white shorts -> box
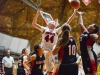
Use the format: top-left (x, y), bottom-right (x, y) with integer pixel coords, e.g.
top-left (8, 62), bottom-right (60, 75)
top-left (78, 69), bottom-right (85, 75)
top-left (44, 51), bottom-right (55, 72)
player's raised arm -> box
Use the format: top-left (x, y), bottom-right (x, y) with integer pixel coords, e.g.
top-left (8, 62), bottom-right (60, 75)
top-left (65, 9), bottom-right (78, 24)
top-left (66, 0), bottom-right (80, 24)
top-left (32, 9), bottom-right (42, 31)
top-left (77, 11), bottom-right (87, 34)
top-left (56, 9), bottom-right (78, 35)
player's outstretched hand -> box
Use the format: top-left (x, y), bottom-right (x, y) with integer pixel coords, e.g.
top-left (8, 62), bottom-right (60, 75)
top-left (36, 8), bottom-right (41, 15)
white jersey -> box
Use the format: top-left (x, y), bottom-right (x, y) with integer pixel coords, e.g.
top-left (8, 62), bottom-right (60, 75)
top-left (40, 26), bottom-right (61, 51)
top-left (2, 56), bottom-right (14, 68)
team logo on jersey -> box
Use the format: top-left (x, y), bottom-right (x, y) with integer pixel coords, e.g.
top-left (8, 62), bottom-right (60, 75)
top-left (18, 60), bottom-right (22, 63)
top-left (45, 32), bottom-right (55, 36)
top-left (18, 60), bottom-right (22, 66)
top-left (36, 60), bottom-right (44, 64)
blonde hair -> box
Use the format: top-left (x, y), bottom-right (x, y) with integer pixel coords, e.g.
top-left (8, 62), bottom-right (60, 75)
top-left (62, 23), bottom-right (71, 31)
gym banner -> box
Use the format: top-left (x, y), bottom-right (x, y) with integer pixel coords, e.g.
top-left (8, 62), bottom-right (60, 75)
top-left (82, 0), bottom-right (91, 6)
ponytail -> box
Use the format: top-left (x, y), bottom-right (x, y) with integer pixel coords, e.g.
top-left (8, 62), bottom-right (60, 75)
top-left (57, 30), bottom-right (70, 46)
top-left (57, 24), bottom-right (71, 47)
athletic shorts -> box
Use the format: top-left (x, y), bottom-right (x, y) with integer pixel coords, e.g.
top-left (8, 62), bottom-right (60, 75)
top-left (58, 63), bottom-right (78, 75)
top-left (17, 68), bottom-right (25, 75)
top-left (82, 51), bottom-right (97, 74)
top-left (31, 71), bottom-right (44, 75)
top-left (78, 69), bottom-right (85, 75)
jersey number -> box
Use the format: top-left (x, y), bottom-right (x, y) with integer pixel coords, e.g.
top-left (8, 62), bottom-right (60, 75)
top-left (68, 45), bottom-right (76, 55)
top-left (45, 35), bottom-right (54, 43)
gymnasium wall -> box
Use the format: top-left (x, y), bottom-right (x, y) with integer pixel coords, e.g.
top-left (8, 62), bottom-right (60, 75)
top-left (0, 32), bottom-right (30, 54)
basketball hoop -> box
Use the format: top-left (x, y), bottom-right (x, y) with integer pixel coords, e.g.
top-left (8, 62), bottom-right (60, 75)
top-left (22, 0), bottom-right (57, 26)
top-left (22, 0), bottom-right (41, 10)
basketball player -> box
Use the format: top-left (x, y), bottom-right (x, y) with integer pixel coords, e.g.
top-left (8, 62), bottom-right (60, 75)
top-left (17, 48), bottom-right (29, 75)
top-left (24, 44), bottom-right (45, 75)
top-left (52, 25), bottom-right (78, 75)
top-left (32, 8), bottom-right (78, 75)
top-left (77, 11), bottom-right (100, 75)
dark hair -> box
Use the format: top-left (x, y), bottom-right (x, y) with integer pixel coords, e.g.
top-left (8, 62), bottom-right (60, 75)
top-left (93, 24), bottom-right (99, 33)
top-left (22, 48), bottom-right (26, 54)
top-left (34, 44), bottom-right (39, 53)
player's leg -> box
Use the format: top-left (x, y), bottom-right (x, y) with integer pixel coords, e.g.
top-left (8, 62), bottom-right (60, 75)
top-left (54, 65), bottom-right (59, 75)
top-left (58, 65), bottom-right (69, 75)
top-left (87, 49), bottom-right (97, 75)
top-left (71, 63), bottom-right (78, 75)
top-left (44, 51), bottom-right (55, 75)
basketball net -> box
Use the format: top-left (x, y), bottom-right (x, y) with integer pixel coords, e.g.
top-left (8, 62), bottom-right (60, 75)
top-left (22, 0), bottom-right (59, 26)
top-left (40, 11), bottom-right (59, 26)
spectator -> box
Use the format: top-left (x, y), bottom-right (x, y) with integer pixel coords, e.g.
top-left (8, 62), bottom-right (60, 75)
top-left (2, 50), bottom-right (14, 75)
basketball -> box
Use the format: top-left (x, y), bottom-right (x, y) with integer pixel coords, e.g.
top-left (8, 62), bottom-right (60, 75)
top-left (69, 0), bottom-right (80, 9)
